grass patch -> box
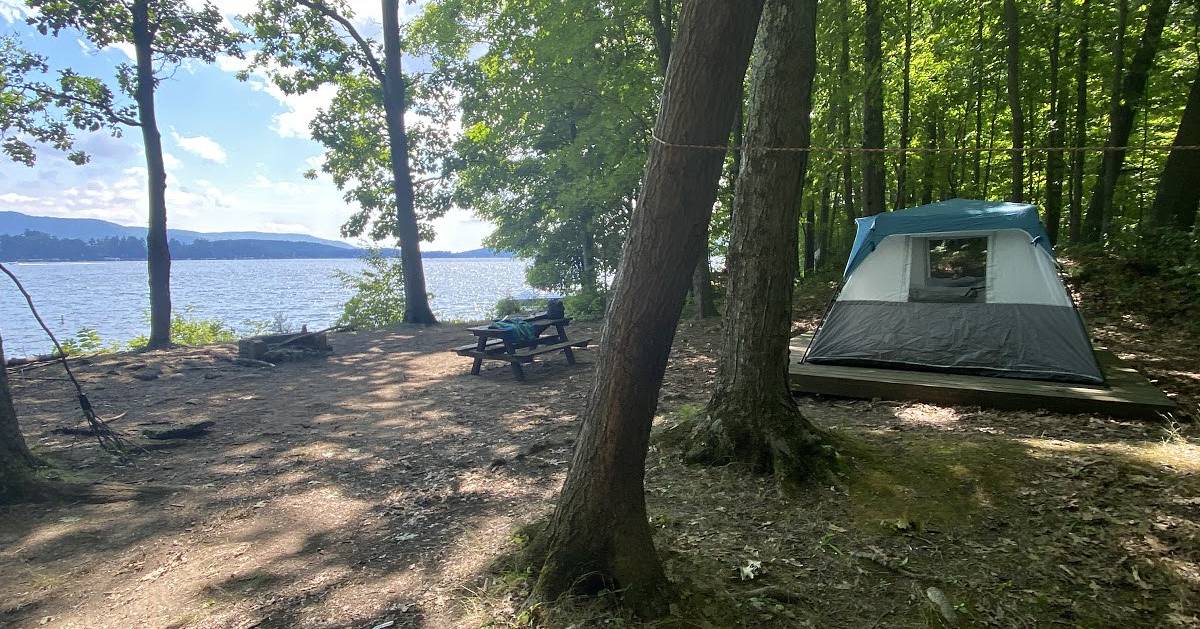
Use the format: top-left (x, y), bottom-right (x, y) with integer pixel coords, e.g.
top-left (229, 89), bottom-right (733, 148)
top-left (839, 434), bottom-right (1028, 531)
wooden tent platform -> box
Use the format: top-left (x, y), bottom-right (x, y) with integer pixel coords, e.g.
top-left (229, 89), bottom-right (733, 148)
top-left (788, 334), bottom-right (1175, 420)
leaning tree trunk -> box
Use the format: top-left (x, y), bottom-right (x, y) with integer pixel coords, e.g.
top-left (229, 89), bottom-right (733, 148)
top-left (0, 332), bottom-right (39, 504)
top-left (649, 0), bottom-right (719, 319)
top-left (530, 0), bottom-right (764, 617)
top-left (1003, 0), bottom-right (1025, 203)
top-left (682, 0), bottom-right (826, 484)
top-left (133, 0), bottom-right (172, 349)
top-left (1044, 0), bottom-right (1066, 244)
top-left (1084, 0), bottom-right (1171, 241)
top-left (1069, 0), bottom-right (1090, 242)
top-left (862, 0), bottom-right (886, 216)
top-left (1084, 0), bottom-right (1128, 241)
top-left (1149, 63), bottom-right (1200, 232)
top-left (381, 0), bottom-right (436, 324)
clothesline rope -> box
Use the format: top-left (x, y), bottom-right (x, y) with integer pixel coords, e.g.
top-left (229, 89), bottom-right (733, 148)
top-left (650, 133), bottom-right (1200, 154)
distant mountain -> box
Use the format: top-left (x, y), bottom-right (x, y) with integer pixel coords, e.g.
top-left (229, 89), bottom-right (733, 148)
top-left (423, 248), bottom-right (513, 258)
top-left (0, 211), bottom-right (355, 250)
top-left (0, 212), bottom-right (512, 261)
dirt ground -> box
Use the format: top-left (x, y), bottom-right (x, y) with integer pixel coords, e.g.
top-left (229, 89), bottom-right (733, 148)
top-left (1, 315), bottom-right (1198, 628)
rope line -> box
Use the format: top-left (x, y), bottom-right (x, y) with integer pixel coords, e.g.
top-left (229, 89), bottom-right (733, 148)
top-left (651, 133), bottom-right (1200, 154)
top-left (0, 262), bottom-right (131, 457)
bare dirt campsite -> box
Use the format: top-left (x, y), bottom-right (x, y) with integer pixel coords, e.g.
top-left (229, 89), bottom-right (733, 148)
top-left (2, 297), bottom-right (1198, 628)
top-left (4, 0), bottom-right (1200, 627)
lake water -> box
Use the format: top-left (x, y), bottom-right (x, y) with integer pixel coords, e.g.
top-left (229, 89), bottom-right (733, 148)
top-left (0, 258), bottom-right (551, 358)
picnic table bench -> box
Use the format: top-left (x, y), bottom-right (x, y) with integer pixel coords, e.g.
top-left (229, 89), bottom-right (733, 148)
top-left (452, 316), bottom-right (592, 381)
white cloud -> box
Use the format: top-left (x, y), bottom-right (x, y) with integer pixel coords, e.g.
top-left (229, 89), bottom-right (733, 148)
top-left (171, 130), bottom-right (228, 164)
top-left (0, 0), bottom-right (30, 23)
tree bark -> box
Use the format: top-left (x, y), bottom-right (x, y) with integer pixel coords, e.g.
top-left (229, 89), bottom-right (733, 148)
top-left (133, 0), bottom-right (172, 349)
top-left (804, 200), bottom-right (816, 274)
top-left (1084, 0), bottom-right (1128, 240)
top-left (1069, 0), bottom-right (1090, 242)
top-left (531, 0), bottom-right (764, 616)
top-left (1044, 0), bottom-right (1066, 244)
top-left (972, 12), bottom-right (985, 195)
top-left (682, 0), bottom-right (827, 484)
top-left (896, 0), bottom-right (913, 210)
top-left (1003, 0), bottom-right (1025, 203)
top-left (647, 0), bottom-right (673, 76)
top-left (818, 180), bottom-right (832, 268)
top-left (0, 331), bottom-right (39, 504)
top-left (1149, 64), bottom-right (1200, 231)
top-left (691, 255), bottom-right (719, 318)
top-left (862, 0), bottom-right (886, 216)
top-left (381, 0), bottom-right (436, 324)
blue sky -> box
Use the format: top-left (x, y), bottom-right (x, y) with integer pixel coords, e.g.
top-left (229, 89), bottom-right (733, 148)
top-left (0, 0), bottom-right (492, 251)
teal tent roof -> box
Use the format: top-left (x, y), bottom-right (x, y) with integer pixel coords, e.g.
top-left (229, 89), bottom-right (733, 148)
top-left (844, 199), bottom-right (1052, 277)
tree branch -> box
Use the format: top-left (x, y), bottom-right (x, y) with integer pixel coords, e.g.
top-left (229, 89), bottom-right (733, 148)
top-left (19, 84), bottom-right (141, 128)
top-left (295, 0), bottom-right (385, 83)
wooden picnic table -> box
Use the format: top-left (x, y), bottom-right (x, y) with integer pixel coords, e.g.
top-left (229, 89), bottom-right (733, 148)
top-left (451, 317), bottom-right (592, 381)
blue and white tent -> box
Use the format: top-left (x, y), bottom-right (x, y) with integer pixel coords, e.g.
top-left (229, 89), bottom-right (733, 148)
top-left (806, 199), bottom-right (1105, 384)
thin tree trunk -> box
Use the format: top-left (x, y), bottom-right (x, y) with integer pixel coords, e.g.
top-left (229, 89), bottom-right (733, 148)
top-left (896, 0), bottom-right (913, 210)
top-left (684, 0), bottom-right (825, 484)
top-left (818, 180), bottom-right (832, 268)
top-left (647, 0), bottom-right (672, 76)
top-left (133, 0), bottom-right (172, 349)
top-left (1045, 0), bottom-right (1066, 243)
top-left (922, 98), bottom-right (937, 205)
top-left (973, 12), bottom-right (985, 195)
top-left (531, 0), bottom-right (764, 615)
top-left (0, 331), bottom-right (39, 504)
top-left (862, 0), bottom-right (886, 215)
top-left (1069, 0), bottom-right (1090, 242)
top-left (1003, 0), bottom-right (1025, 203)
top-left (1084, 0), bottom-right (1128, 240)
top-left (804, 200), bottom-right (816, 274)
top-left (382, 0), bottom-right (436, 324)
top-left (839, 0), bottom-right (855, 222)
top-left (1149, 64), bottom-right (1200, 231)
top-left (984, 93), bottom-right (1000, 195)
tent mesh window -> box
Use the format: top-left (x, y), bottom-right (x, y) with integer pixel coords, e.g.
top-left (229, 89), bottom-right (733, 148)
top-left (908, 236), bottom-right (987, 303)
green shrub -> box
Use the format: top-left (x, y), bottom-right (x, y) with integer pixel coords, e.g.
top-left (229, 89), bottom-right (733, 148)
top-left (564, 289), bottom-right (607, 321)
top-left (335, 249), bottom-right (409, 330)
top-left (56, 327), bottom-right (114, 357)
top-left (128, 306), bottom-right (238, 349)
top-left (491, 296), bottom-right (550, 319)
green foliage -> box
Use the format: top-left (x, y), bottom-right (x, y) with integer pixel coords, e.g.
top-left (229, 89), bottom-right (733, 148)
top-left (55, 327), bottom-right (116, 357)
top-left (242, 0), bottom-right (453, 243)
top-left (563, 288), bottom-right (607, 322)
top-left (408, 0), bottom-right (661, 294)
top-left (0, 36), bottom-right (122, 166)
top-left (128, 307), bottom-right (238, 349)
top-left (491, 295), bottom-right (551, 320)
top-left (335, 250), bottom-right (410, 330)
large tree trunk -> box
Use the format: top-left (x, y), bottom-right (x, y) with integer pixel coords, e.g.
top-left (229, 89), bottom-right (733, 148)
top-left (1084, 0), bottom-right (1170, 241)
top-left (1044, 0), bottom-right (1066, 244)
top-left (649, 0), bottom-right (719, 319)
top-left (133, 0), bottom-right (172, 349)
top-left (682, 0), bottom-right (826, 483)
top-left (0, 332), bottom-right (39, 504)
top-left (1149, 64), bottom-right (1200, 231)
top-left (1003, 0), bottom-right (1025, 203)
top-left (862, 0), bottom-right (886, 216)
top-left (381, 0), bottom-right (436, 324)
top-left (530, 0), bottom-right (763, 616)
top-left (1069, 0), bottom-right (1090, 242)
top-left (895, 0), bottom-right (913, 210)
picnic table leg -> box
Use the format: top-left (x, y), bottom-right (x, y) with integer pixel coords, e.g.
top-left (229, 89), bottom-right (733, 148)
top-left (470, 337), bottom-right (486, 375)
top-left (554, 323), bottom-right (576, 365)
top-left (501, 338), bottom-right (526, 381)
